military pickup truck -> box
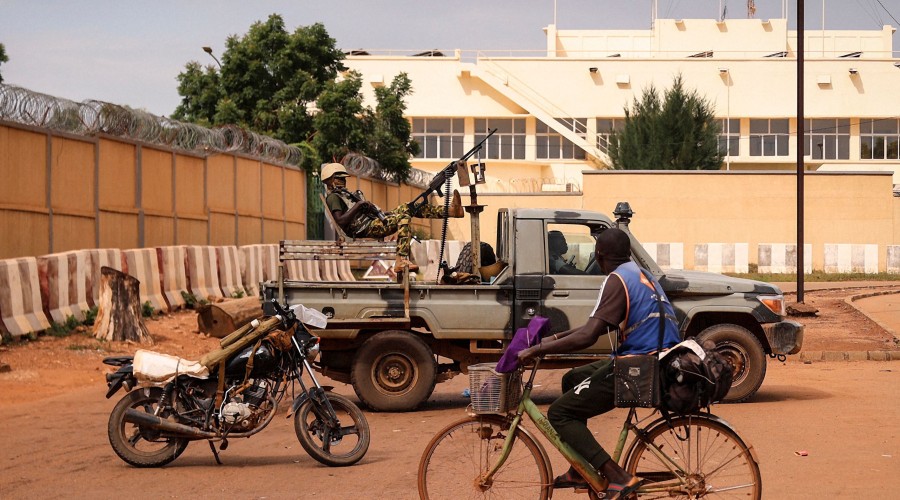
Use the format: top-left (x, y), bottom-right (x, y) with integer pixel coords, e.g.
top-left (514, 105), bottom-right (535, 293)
top-left (261, 205), bottom-right (803, 411)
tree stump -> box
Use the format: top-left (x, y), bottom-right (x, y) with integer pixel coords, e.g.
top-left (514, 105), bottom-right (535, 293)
top-left (92, 266), bottom-right (153, 344)
top-left (197, 296), bottom-right (263, 338)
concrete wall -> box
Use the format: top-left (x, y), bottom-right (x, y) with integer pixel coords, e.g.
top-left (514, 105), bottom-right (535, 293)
top-left (445, 170), bottom-right (899, 272)
top-left (0, 121), bottom-right (308, 259)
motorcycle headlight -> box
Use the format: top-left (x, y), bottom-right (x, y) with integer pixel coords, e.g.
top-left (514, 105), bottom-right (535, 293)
top-left (757, 294), bottom-right (786, 316)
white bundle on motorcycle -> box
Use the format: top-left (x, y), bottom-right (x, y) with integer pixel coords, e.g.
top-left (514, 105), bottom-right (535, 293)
top-left (133, 349), bottom-right (210, 385)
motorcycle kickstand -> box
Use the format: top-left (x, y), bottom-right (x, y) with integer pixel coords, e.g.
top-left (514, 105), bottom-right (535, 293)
top-left (207, 440), bottom-right (224, 465)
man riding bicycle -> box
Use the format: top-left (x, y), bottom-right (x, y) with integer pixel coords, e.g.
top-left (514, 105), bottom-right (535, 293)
top-left (517, 228), bottom-right (680, 499)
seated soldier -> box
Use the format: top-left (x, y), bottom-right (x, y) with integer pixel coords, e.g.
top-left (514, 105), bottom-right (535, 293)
top-left (321, 163), bottom-right (463, 272)
top-left (548, 230), bottom-right (586, 275)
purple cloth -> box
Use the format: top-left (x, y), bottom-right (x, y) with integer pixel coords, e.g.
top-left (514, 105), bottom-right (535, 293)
top-left (495, 316), bottom-right (551, 373)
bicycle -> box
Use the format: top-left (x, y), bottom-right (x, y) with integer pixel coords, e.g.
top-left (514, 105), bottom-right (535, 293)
top-left (417, 359), bottom-right (761, 499)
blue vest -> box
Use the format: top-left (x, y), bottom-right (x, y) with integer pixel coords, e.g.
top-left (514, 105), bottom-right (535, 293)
top-left (612, 261), bottom-right (680, 356)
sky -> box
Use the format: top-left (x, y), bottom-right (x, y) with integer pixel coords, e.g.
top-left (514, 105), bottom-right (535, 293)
top-left (2, 0), bottom-right (899, 117)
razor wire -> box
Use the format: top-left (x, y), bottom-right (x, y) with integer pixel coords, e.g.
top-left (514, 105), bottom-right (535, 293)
top-left (339, 152), bottom-right (430, 189)
top-left (0, 84), bottom-right (304, 166)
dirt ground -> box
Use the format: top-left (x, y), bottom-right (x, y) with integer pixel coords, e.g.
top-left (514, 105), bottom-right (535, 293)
top-left (2, 283), bottom-right (897, 407)
top-left (0, 284), bottom-right (898, 498)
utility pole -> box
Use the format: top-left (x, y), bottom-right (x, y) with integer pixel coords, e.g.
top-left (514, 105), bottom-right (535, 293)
top-left (797, 0), bottom-right (806, 303)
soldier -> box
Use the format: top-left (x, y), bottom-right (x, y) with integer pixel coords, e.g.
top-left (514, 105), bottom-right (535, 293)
top-left (321, 163), bottom-right (463, 272)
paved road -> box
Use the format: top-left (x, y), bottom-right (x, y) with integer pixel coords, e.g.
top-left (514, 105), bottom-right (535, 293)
top-left (1, 361), bottom-right (897, 499)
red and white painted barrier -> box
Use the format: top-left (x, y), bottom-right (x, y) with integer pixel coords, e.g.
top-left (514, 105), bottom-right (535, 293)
top-left (239, 244), bottom-right (278, 296)
top-left (337, 260), bottom-right (355, 281)
top-left (318, 260), bottom-right (342, 281)
top-left (185, 246), bottom-right (223, 301)
top-left (0, 257), bottom-right (51, 338)
top-left (86, 249), bottom-right (124, 307)
top-left (37, 250), bottom-right (91, 323)
top-left (157, 246), bottom-right (188, 309)
top-left (215, 246), bottom-right (245, 297)
top-left (284, 260), bottom-right (320, 281)
top-left (123, 248), bottom-right (168, 313)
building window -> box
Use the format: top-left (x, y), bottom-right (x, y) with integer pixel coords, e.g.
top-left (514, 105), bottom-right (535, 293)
top-left (717, 118), bottom-right (740, 157)
top-left (805, 119), bottom-right (850, 160)
top-left (860, 118), bottom-right (900, 160)
top-left (536, 118), bottom-right (587, 160)
top-left (749, 119), bottom-right (789, 156)
top-left (475, 118), bottom-right (526, 159)
top-left (596, 118), bottom-right (624, 154)
top-left (412, 118), bottom-right (464, 159)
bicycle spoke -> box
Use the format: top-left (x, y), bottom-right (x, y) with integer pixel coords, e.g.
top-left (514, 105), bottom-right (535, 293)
top-left (419, 416), bottom-right (550, 500)
top-left (625, 415), bottom-right (761, 499)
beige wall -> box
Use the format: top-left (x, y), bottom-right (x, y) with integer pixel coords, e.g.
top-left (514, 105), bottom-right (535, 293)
top-left (442, 171), bottom-right (899, 272)
top-left (0, 121), bottom-right (310, 259)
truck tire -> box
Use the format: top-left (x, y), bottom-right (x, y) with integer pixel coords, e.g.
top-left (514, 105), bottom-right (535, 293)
top-left (697, 324), bottom-right (767, 403)
top-left (351, 330), bottom-right (437, 412)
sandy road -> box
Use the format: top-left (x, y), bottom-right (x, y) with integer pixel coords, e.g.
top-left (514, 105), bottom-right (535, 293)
top-left (1, 359), bottom-right (897, 499)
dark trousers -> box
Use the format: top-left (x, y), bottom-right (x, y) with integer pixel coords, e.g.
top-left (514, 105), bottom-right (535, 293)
top-left (547, 359), bottom-right (616, 470)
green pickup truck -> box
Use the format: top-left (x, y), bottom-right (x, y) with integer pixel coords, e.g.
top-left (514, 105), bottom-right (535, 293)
top-left (262, 205), bottom-right (803, 411)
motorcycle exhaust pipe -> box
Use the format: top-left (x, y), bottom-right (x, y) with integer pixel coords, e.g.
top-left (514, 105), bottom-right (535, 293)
top-left (124, 409), bottom-right (218, 439)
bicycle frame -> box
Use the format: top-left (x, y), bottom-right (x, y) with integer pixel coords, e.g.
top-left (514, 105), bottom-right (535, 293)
top-left (480, 361), bottom-right (693, 495)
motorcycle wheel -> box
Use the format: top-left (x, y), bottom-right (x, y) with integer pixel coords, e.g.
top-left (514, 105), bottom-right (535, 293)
top-left (108, 387), bottom-right (189, 467)
top-left (294, 392), bottom-right (370, 467)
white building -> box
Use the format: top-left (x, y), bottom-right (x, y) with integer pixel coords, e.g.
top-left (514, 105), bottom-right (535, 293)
top-left (345, 17), bottom-right (900, 192)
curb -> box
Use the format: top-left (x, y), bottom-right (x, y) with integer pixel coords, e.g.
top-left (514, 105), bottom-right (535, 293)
top-left (798, 351), bottom-right (899, 362)
top-left (844, 289), bottom-right (900, 343)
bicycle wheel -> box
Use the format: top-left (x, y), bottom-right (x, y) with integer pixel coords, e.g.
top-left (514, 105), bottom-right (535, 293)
top-left (624, 414), bottom-right (761, 499)
top-left (418, 415), bottom-right (552, 499)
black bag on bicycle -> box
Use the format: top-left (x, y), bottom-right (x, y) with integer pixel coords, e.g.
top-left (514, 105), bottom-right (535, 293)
top-left (613, 354), bottom-right (660, 408)
top-left (660, 341), bottom-right (734, 414)
top-left (614, 269), bottom-right (667, 409)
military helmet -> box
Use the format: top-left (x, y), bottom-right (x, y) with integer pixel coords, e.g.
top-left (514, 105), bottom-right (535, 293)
top-left (321, 163), bottom-right (350, 182)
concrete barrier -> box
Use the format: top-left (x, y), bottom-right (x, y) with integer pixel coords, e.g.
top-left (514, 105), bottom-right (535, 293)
top-left (411, 239), bottom-right (466, 282)
top-left (318, 260), bottom-right (342, 281)
top-left (215, 246), bottom-right (245, 298)
top-left (694, 243), bottom-right (749, 273)
top-left (123, 248), bottom-right (168, 313)
top-left (157, 246), bottom-right (188, 310)
top-left (284, 260), bottom-right (320, 281)
top-left (37, 250), bottom-right (91, 323)
top-left (185, 246), bottom-right (224, 301)
top-left (824, 244), bottom-right (878, 273)
top-left (86, 249), bottom-right (124, 307)
top-left (642, 243), bottom-right (685, 270)
top-left (886, 245), bottom-right (899, 274)
top-left (758, 243), bottom-right (813, 274)
top-left (0, 257), bottom-right (51, 338)
top-left (239, 244), bottom-right (278, 297)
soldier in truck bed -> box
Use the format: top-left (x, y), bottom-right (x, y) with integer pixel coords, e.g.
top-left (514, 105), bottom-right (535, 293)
top-left (321, 163), bottom-right (463, 272)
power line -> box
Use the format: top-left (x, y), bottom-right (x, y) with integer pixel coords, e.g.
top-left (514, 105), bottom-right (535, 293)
top-left (875, 0), bottom-right (900, 27)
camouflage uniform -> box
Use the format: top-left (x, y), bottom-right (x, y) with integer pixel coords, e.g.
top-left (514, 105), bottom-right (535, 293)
top-left (325, 191), bottom-right (447, 257)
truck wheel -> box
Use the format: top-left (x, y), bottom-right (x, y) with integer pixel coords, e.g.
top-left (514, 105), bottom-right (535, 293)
top-left (351, 330), bottom-right (437, 412)
top-left (697, 324), bottom-right (767, 403)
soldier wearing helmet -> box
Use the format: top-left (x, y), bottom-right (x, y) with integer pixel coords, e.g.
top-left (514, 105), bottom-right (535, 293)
top-left (321, 163), bottom-right (463, 272)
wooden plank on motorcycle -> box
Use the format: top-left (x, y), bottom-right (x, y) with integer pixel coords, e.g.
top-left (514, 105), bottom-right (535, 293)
top-left (197, 297), bottom-right (263, 338)
top-left (92, 266), bottom-right (153, 344)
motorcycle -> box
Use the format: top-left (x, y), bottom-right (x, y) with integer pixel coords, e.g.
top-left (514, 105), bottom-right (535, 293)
top-left (102, 299), bottom-right (370, 468)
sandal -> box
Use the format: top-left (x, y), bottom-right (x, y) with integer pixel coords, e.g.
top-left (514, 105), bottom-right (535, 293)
top-left (604, 478), bottom-right (644, 500)
top-left (552, 468), bottom-right (589, 489)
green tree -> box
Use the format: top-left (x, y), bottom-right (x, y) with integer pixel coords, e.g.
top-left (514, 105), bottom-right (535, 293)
top-left (0, 43), bottom-right (9, 83)
top-left (172, 14), bottom-right (345, 148)
top-left (365, 73), bottom-right (420, 182)
top-left (312, 70), bottom-right (368, 163)
top-left (609, 75), bottom-right (722, 170)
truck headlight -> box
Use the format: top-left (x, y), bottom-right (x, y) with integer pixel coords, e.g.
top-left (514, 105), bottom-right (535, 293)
top-left (757, 294), bottom-right (786, 316)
